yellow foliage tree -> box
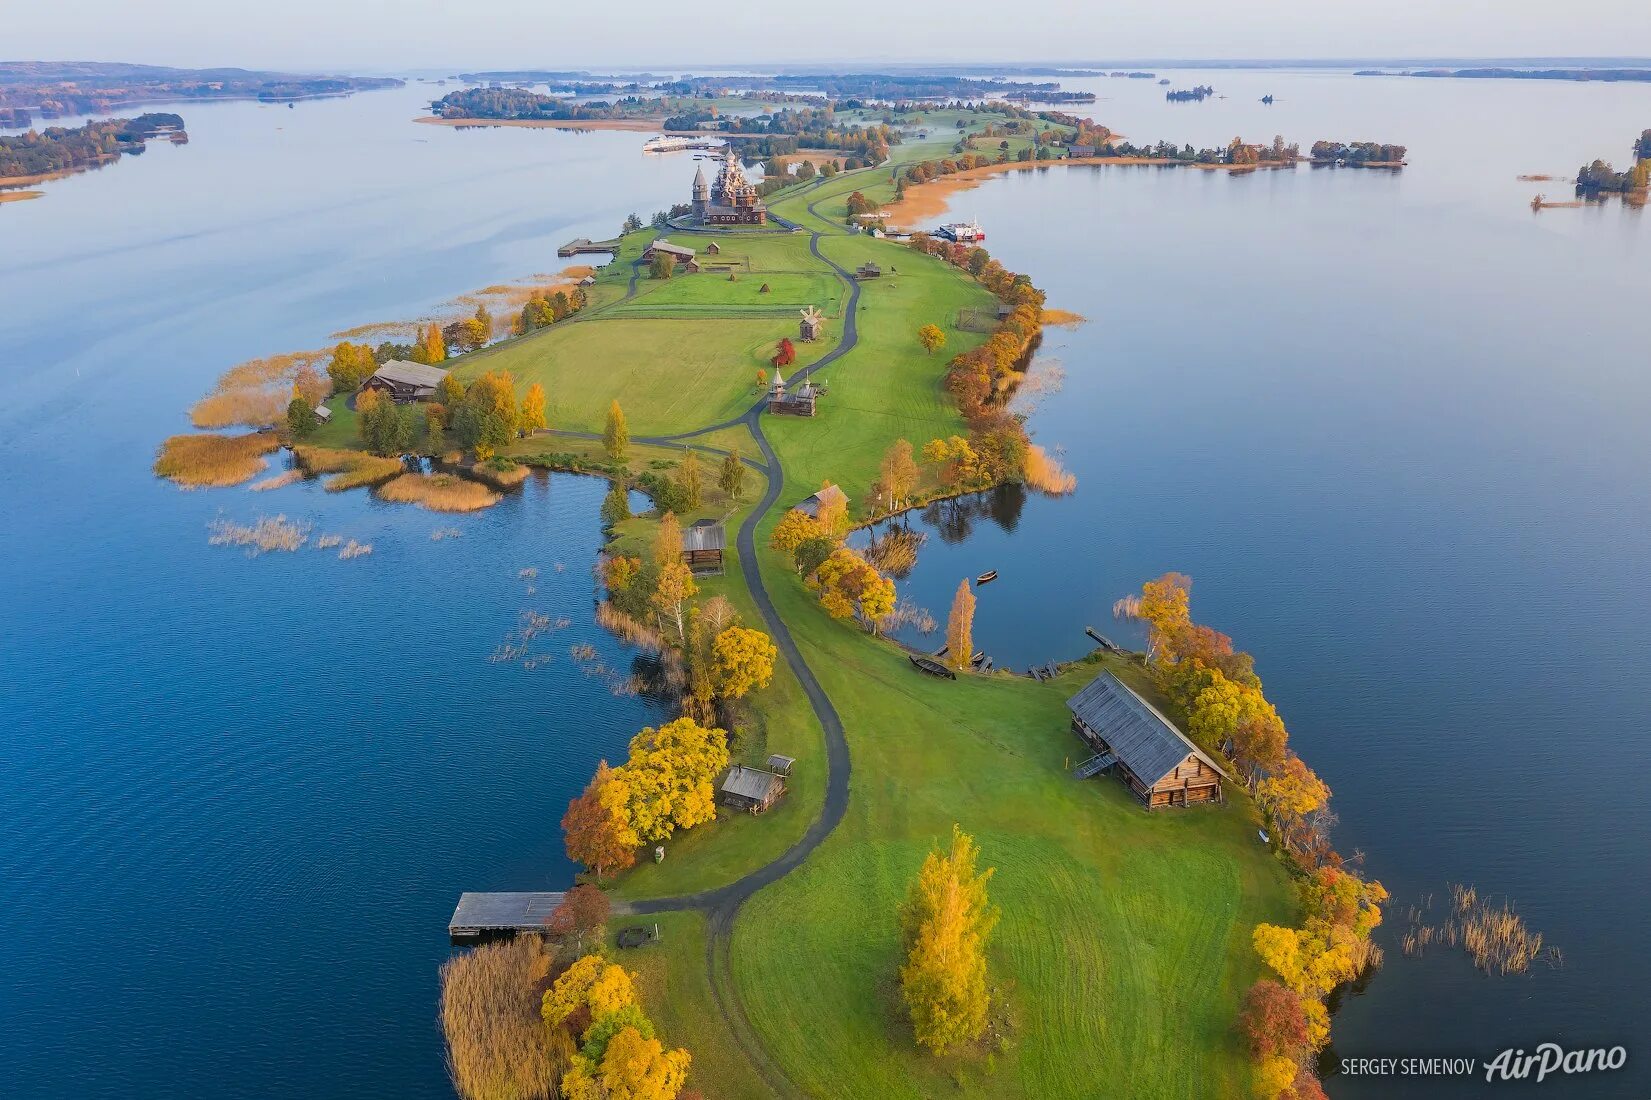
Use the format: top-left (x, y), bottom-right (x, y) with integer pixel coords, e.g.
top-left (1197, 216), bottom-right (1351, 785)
top-left (605, 400), bottom-right (629, 460)
top-left (1252, 1055), bottom-right (1298, 1099)
top-left (542, 954), bottom-right (638, 1029)
top-left (711, 626), bottom-right (777, 699)
top-left (614, 717), bottom-right (730, 844)
top-left (811, 547), bottom-right (896, 630)
top-left (652, 511), bottom-right (684, 568)
top-left (520, 382), bottom-right (548, 434)
top-left (651, 561), bottom-right (698, 643)
top-left (561, 1025), bottom-right (690, 1100)
top-left (770, 509), bottom-right (831, 559)
top-left (917, 322), bottom-right (947, 356)
top-left (1135, 572), bottom-right (1192, 662)
top-left (814, 481), bottom-right (849, 537)
top-left (899, 825), bottom-right (997, 1054)
top-left (944, 578), bottom-right (975, 671)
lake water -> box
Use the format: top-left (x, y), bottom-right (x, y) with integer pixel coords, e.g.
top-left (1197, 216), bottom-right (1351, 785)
top-left (3, 73), bottom-right (1648, 1098)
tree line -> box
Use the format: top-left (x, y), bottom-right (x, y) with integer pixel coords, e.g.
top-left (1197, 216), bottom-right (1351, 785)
top-left (1119, 573), bottom-right (1386, 1100)
top-left (1309, 141), bottom-right (1408, 166)
top-left (0, 112), bottom-right (183, 178)
top-left (1574, 129), bottom-right (1651, 194)
top-left (430, 87), bottom-right (664, 121)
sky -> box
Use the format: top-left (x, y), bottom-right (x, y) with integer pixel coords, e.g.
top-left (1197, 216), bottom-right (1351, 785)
top-left (10, 0), bottom-right (1651, 73)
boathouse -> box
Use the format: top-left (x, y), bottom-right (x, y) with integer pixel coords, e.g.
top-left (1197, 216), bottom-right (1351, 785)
top-left (720, 764), bottom-right (785, 813)
top-left (1067, 671), bottom-right (1227, 809)
top-left (449, 892), bottom-right (566, 941)
top-left (681, 519), bottom-right (726, 574)
top-left (360, 360), bottom-right (448, 404)
top-left (794, 483), bottom-right (846, 520)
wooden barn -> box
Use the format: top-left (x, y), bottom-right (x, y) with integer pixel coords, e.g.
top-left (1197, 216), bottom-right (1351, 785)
top-left (360, 360), bottom-right (448, 404)
top-left (720, 764), bottom-right (785, 813)
top-left (681, 520), bottom-right (726, 575)
top-left (855, 262), bottom-right (882, 279)
top-left (794, 483), bottom-right (846, 521)
top-left (642, 239), bottom-right (700, 272)
top-left (1067, 671), bottom-right (1228, 809)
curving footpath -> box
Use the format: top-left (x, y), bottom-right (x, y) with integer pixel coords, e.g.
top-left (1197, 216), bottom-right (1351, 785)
top-left (613, 183), bottom-right (862, 1096)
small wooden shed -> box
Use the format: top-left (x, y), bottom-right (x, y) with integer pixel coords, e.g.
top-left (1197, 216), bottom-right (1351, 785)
top-left (681, 520), bottom-right (726, 575)
top-left (1067, 671), bottom-right (1228, 809)
top-left (720, 765), bottom-right (785, 813)
top-left (766, 754), bottom-right (796, 777)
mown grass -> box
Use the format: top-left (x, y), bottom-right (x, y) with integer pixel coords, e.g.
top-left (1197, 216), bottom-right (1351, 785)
top-left (728, 552), bottom-right (1297, 1099)
top-left (615, 911), bottom-right (771, 1100)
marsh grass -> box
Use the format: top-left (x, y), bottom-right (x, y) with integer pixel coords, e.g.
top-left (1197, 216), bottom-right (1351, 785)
top-left (863, 528), bottom-right (926, 578)
top-left (1401, 883), bottom-right (1560, 975)
top-left (292, 445), bottom-right (405, 490)
top-left (1023, 445), bottom-right (1078, 495)
top-left (207, 514), bottom-right (310, 555)
top-left (440, 936), bottom-right (569, 1100)
top-left (249, 469), bottom-right (302, 492)
top-left (155, 433), bottom-right (281, 487)
top-left (338, 540), bottom-right (373, 559)
top-left (466, 461), bottom-right (531, 490)
top-left (377, 472), bottom-right (502, 512)
top-left (192, 350), bottom-right (327, 429)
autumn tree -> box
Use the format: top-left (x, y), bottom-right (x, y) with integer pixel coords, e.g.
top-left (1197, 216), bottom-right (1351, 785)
top-left (814, 481), bottom-right (849, 537)
top-left (473, 303), bottom-right (493, 342)
top-left (601, 480), bottom-right (631, 528)
top-left (650, 251), bottom-right (675, 280)
top-left (922, 435), bottom-right (981, 490)
top-left (712, 626), bottom-right (777, 700)
top-left (770, 509), bottom-right (832, 568)
top-left (412, 321), bottom-right (447, 365)
top-left (675, 448), bottom-right (703, 509)
top-left (876, 439), bottom-right (920, 512)
top-left (613, 717), bottom-right (730, 843)
top-left (285, 393), bottom-right (318, 438)
top-left (811, 547), bottom-right (896, 630)
top-left (357, 388), bottom-right (415, 456)
top-left (899, 825), bottom-right (997, 1054)
top-left (452, 369), bottom-right (518, 460)
top-left (718, 448), bottom-right (746, 501)
top-left (563, 760), bottom-right (637, 878)
top-left (918, 323), bottom-right (947, 356)
top-left (1255, 755), bottom-right (1330, 855)
top-left (437, 371), bottom-right (466, 408)
top-left (1239, 979), bottom-right (1310, 1062)
top-left (293, 363), bottom-right (328, 407)
top-left (944, 578), bottom-right (975, 671)
top-left (605, 399), bottom-right (629, 461)
top-left (546, 883), bottom-right (612, 940)
top-left (652, 561), bottom-right (698, 643)
top-left (1134, 571), bottom-right (1193, 662)
top-left (519, 381), bottom-right (548, 435)
top-left (326, 341), bottom-right (377, 393)
top-left (562, 1025), bottom-right (690, 1100)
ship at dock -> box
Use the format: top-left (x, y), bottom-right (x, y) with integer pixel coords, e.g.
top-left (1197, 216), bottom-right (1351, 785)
top-left (643, 135), bottom-right (718, 154)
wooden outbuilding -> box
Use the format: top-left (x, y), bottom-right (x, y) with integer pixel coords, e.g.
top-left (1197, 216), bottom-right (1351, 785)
top-left (720, 764), bottom-right (785, 813)
top-left (312, 403), bottom-right (333, 423)
top-left (642, 239), bottom-right (700, 272)
top-left (360, 360), bottom-right (449, 404)
top-left (855, 262), bottom-right (882, 279)
top-left (681, 519), bottom-right (726, 575)
top-left (1067, 671), bottom-right (1228, 809)
top-left (766, 754), bottom-right (796, 777)
top-left (794, 483), bottom-right (847, 520)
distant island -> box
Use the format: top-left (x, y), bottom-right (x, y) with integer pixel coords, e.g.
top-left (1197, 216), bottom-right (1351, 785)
top-left (1574, 128), bottom-right (1651, 197)
top-left (429, 86), bottom-right (669, 124)
top-left (1309, 140), bottom-right (1408, 167)
top-left (1165, 85), bottom-right (1216, 102)
top-left (1357, 67), bottom-right (1651, 83)
top-left (0, 112), bottom-right (184, 195)
top-left (0, 61), bottom-right (401, 118)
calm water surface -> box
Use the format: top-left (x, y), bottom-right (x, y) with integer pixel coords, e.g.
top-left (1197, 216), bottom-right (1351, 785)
top-left (3, 73), bottom-right (1648, 1097)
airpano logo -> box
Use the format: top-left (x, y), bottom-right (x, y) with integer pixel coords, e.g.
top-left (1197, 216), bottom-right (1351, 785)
top-left (1483, 1043), bottom-right (1627, 1084)
top-left (1340, 1044), bottom-right (1628, 1085)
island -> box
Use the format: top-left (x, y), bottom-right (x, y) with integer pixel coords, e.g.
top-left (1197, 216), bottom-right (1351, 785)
top-left (157, 99), bottom-right (1385, 1100)
top-left (0, 112), bottom-right (185, 196)
top-left (0, 60), bottom-right (401, 118)
top-left (1573, 129), bottom-right (1651, 198)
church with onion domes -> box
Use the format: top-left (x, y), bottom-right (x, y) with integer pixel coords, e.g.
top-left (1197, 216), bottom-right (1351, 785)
top-left (691, 147), bottom-right (767, 226)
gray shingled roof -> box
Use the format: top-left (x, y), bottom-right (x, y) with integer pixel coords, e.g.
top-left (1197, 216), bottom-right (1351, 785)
top-left (647, 240), bottom-right (695, 258)
top-left (797, 484), bottom-right (847, 514)
top-left (721, 765), bottom-right (783, 801)
top-left (1066, 671), bottom-right (1228, 786)
top-left (372, 360), bottom-right (449, 389)
top-left (682, 523), bottom-right (726, 552)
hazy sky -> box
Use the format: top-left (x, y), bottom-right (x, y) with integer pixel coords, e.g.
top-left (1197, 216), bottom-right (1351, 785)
top-left (13, 0), bottom-right (1651, 73)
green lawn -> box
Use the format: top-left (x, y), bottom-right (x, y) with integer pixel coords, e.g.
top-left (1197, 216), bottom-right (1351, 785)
top-left (728, 561), bottom-right (1296, 1099)
top-left (458, 315), bottom-right (823, 437)
top-left (622, 270), bottom-right (845, 317)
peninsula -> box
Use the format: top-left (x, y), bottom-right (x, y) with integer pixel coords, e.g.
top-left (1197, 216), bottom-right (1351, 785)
top-left (0, 60), bottom-right (401, 117)
top-left (156, 98), bottom-right (1384, 1100)
top-left (0, 112), bottom-right (185, 196)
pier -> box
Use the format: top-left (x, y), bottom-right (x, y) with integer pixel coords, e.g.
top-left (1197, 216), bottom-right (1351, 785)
top-left (557, 237), bottom-right (622, 258)
top-left (449, 892), bottom-right (566, 939)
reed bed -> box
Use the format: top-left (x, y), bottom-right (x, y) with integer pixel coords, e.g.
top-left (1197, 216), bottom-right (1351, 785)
top-left (439, 936), bottom-right (569, 1100)
top-left (327, 457), bottom-right (406, 491)
top-left (431, 527), bottom-right (464, 541)
top-left (466, 461), bottom-right (531, 490)
top-left (1023, 444), bottom-right (1078, 495)
top-left (190, 389), bottom-right (289, 430)
top-left (1401, 883), bottom-right (1560, 975)
top-left (155, 433), bottom-right (281, 487)
top-left (249, 469), bottom-right (303, 492)
top-left (863, 528), bottom-right (926, 578)
top-left (207, 514), bottom-right (310, 555)
top-left (1040, 308), bottom-right (1087, 327)
top-left (879, 598), bottom-right (938, 635)
top-left (192, 350), bottom-right (327, 429)
top-left (337, 540), bottom-right (373, 559)
top-left (376, 472), bottom-right (501, 512)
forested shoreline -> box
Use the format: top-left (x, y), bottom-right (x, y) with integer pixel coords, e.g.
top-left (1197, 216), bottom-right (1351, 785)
top-left (0, 112), bottom-right (183, 181)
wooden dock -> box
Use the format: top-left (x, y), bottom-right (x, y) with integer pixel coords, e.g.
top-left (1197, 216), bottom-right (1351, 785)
top-left (449, 892), bottom-right (566, 938)
top-left (557, 237), bottom-right (621, 257)
top-left (1085, 626), bottom-right (1121, 652)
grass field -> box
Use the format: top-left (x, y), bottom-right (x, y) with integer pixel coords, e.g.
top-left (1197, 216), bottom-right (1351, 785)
top-left (729, 561), bottom-right (1295, 1099)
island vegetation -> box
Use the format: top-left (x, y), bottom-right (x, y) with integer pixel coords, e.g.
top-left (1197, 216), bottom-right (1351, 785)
top-left (1165, 84), bottom-right (1216, 102)
top-left (1573, 129), bottom-right (1651, 196)
top-left (0, 112), bottom-right (184, 187)
top-left (1309, 140), bottom-right (1408, 167)
top-left (0, 60), bottom-right (399, 117)
top-left (430, 86), bottom-right (671, 123)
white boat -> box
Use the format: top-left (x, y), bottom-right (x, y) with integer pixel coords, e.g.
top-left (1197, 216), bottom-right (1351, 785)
top-left (643, 135), bottom-right (696, 154)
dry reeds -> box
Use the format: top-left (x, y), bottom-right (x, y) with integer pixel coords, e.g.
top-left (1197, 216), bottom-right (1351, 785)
top-left (467, 462), bottom-right (530, 490)
top-left (440, 936), bottom-right (569, 1100)
top-left (1023, 444), bottom-right (1078, 495)
top-left (292, 446), bottom-right (404, 490)
top-left (207, 514), bottom-right (310, 555)
top-left (864, 528), bottom-right (926, 578)
top-left (192, 350), bottom-right (327, 429)
top-left (879, 598), bottom-right (938, 635)
top-left (250, 470), bottom-right (302, 492)
top-left (1400, 883), bottom-right (1560, 976)
top-left (155, 433), bottom-right (281, 487)
top-left (1040, 308), bottom-right (1087, 327)
top-left (431, 527), bottom-right (463, 540)
top-left (377, 472), bottom-right (502, 512)
top-left (337, 540), bottom-right (373, 559)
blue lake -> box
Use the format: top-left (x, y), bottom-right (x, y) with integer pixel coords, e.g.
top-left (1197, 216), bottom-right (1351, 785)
top-left (3, 73), bottom-right (1649, 1097)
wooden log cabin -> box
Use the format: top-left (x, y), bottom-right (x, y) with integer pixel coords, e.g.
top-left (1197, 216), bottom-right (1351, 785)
top-left (360, 360), bottom-right (448, 404)
top-left (681, 520), bottom-right (725, 575)
top-left (1067, 671), bottom-right (1228, 809)
top-left (719, 764), bottom-right (785, 813)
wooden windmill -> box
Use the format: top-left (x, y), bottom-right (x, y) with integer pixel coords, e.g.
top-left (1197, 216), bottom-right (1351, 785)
top-left (799, 305), bottom-right (824, 342)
